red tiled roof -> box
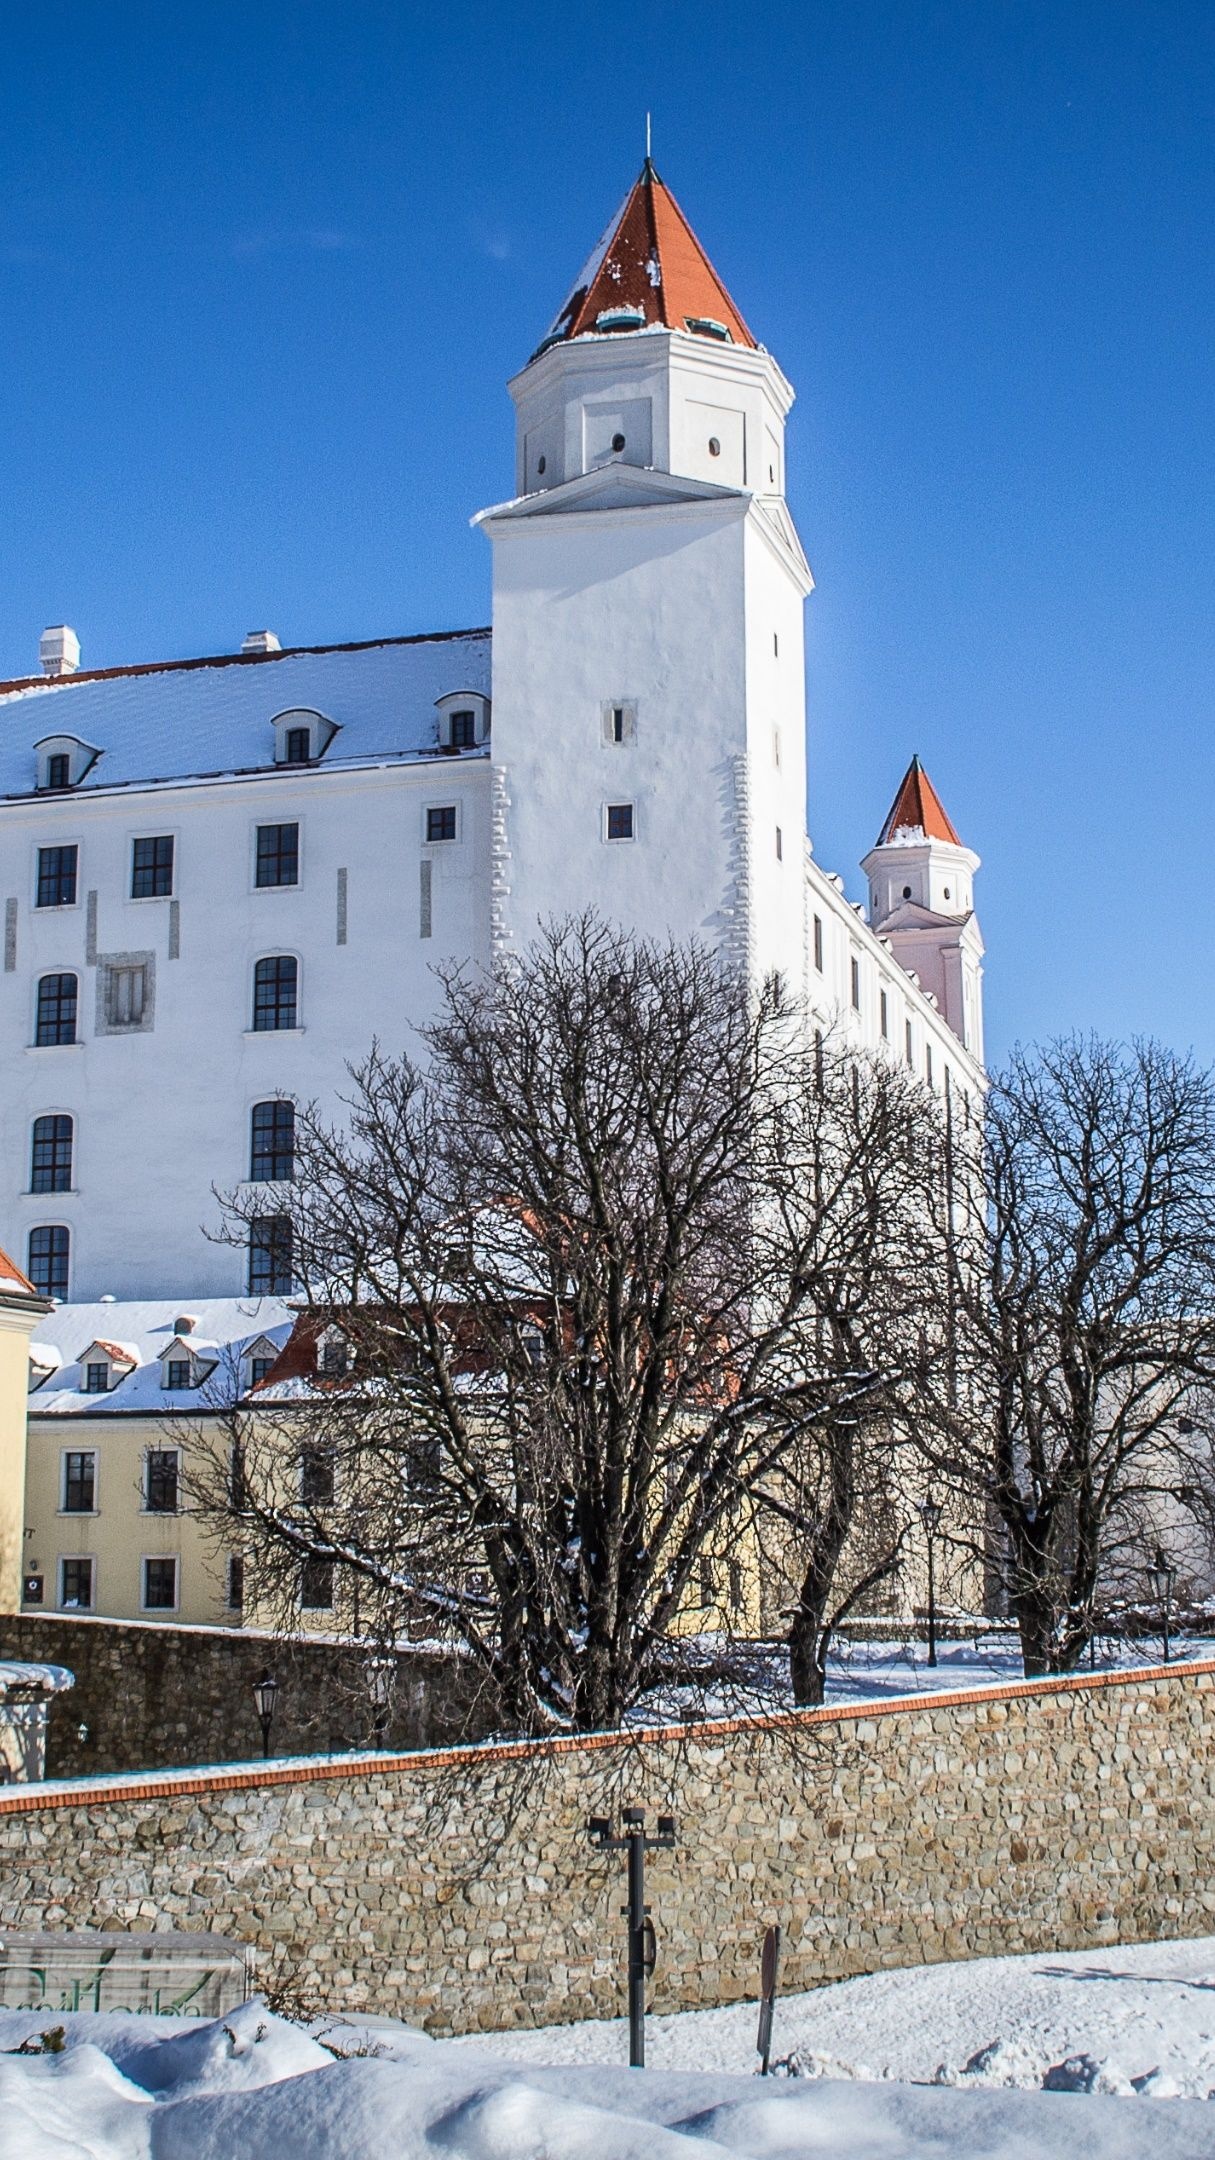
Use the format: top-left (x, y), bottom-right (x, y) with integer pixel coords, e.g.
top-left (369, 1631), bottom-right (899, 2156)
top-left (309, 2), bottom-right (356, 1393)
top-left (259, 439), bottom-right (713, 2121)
top-left (0, 1243), bottom-right (38, 1298)
top-left (546, 161), bottom-right (755, 351)
top-left (0, 627), bottom-right (491, 700)
top-left (877, 756), bottom-right (963, 847)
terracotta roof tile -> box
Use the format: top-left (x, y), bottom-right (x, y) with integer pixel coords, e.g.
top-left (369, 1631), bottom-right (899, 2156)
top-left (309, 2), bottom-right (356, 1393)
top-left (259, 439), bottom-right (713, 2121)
top-left (877, 756), bottom-right (963, 847)
top-left (546, 161), bottom-right (755, 352)
top-left (0, 1243), bottom-right (38, 1298)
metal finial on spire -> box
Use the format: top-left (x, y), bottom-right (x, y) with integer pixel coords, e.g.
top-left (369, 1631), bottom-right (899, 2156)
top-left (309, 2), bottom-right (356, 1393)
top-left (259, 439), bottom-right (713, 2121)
top-left (646, 110), bottom-right (652, 160)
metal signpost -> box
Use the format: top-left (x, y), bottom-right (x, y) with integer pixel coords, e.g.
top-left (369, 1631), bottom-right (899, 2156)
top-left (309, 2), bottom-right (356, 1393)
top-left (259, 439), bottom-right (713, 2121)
top-left (756, 1923), bottom-right (781, 2074)
top-left (587, 1807), bottom-right (676, 2067)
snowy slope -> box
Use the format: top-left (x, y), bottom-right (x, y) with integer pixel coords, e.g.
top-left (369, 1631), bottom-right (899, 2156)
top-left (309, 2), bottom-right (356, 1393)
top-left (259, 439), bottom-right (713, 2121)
top-left (4, 1980), bottom-right (1215, 2160)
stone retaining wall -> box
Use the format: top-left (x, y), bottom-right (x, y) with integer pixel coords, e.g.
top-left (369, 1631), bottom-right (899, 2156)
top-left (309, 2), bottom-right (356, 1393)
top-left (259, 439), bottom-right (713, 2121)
top-left (1, 1660), bottom-right (1212, 2034)
top-left (0, 1612), bottom-right (497, 1777)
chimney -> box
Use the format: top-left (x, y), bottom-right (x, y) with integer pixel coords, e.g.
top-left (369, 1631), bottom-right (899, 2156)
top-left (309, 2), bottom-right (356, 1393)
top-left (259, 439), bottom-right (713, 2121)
top-left (40, 625), bottom-right (80, 678)
top-left (241, 630), bottom-right (281, 654)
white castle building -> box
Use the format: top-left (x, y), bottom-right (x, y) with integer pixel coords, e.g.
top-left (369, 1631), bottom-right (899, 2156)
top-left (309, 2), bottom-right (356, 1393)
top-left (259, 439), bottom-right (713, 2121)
top-left (0, 161), bottom-right (985, 1305)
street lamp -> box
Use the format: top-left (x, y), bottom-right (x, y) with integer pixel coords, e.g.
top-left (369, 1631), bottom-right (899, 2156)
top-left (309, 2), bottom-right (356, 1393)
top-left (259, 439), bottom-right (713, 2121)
top-left (251, 1669), bottom-right (279, 1759)
top-left (1151, 1550), bottom-right (1178, 1665)
top-left (587, 1807), bottom-right (677, 2067)
top-left (917, 1496), bottom-right (943, 1668)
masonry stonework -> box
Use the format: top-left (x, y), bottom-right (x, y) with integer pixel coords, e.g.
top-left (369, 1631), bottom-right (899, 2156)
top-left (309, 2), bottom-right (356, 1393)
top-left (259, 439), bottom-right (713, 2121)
top-left (0, 1613), bottom-right (497, 1777)
top-left (1, 1661), bottom-right (1211, 2035)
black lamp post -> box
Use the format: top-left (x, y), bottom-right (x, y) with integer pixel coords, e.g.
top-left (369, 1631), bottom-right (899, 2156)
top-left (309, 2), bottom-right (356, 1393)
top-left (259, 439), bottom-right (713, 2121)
top-left (1152, 1550), bottom-right (1177, 1665)
top-left (251, 1669), bottom-right (279, 1759)
top-left (918, 1496), bottom-right (943, 1668)
top-left (587, 1807), bottom-right (677, 2067)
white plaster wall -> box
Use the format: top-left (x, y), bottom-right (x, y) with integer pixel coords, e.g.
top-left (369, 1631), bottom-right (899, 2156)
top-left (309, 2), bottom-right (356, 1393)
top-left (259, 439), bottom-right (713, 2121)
top-left (0, 761), bottom-right (492, 1299)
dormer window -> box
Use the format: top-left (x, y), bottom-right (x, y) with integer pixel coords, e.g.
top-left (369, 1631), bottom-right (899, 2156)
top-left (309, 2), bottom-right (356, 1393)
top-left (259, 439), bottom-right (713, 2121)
top-left (34, 734), bottom-right (100, 792)
top-left (157, 1333), bottom-right (217, 1391)
top-left (76, 1339), bottom-right (138, 1393)
top-left (270, 708), bottom-right (338, 766)
top-left (435, 690), bottom-right (491, 751)
top-left (318, 1326), bottom-right (351, 1379)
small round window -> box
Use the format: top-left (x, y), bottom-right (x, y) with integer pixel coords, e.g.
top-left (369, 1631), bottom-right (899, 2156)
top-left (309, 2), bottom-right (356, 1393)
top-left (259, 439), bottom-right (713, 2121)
top-left (902, 884), bottom-right (912, 898)
top-left (944, 886), bottom-right (951, 900)
top-left (708, 436), bottom-right (721, 457)
top-left (611, 433), bottom-right (626, 453)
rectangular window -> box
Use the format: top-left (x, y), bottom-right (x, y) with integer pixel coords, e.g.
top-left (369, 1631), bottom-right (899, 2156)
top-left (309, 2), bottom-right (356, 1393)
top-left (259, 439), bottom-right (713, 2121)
top-left (248, 1356), bottom-right (273, 1389)
top-left (905, 1018), bottom-right (914, 1067)
top-left (880, 989), bottom-right (889, 1039)
top-left (728, 1559), bottom-right (744, 1611)
top-left (426, 806), bottom-right (457, 843)
top-left (227, 1553), bottom-right (244, 1610)
top-left (248, 1215), bottom-right (293, 1295)
top-left (105, 963), bottom-right (147, 1028)
top-left (44, 753), bottom-right (71, 792)
top-left (450, 710), bottom-right (476, 749)
top-left (926, 1044), bottom-right (934, 1088)
top-left (145, 1449), bottom-right (180, 1513)
top-left (31, 1115), bottom-right (73, 1194)
top-left (250, 1098), bottom-right (294, 1183)
top-left (611, 707), bottom-right (625, 743)
top-left (813, 914), bottom-right (823, 973)
top-left (255, 823), bottom-right (299, 888)
top-left (252, 955), bottom-right (298, 1031)
top-left (229, 1441), bottom-right (247, 1511)
top-left (36, 845), bottom-right (78, 909)
top-left (165, 1358), bottom-right (192, 1391)
top-left (284, 726), bottom-right (311, 765)
top-left (83, 1362), bottom-right (109, 1394)
top-left (698, 1557), bottom-right (716, 1607)
top-left (35, 973), bottom-right (77, 1047)
top-left (300, 1445), bottom-right (336, 1505)
top-left (28, 1224), bottom-right (69, 1299)
top-left (62, 1450), bottom-right (96, 1513)
top-left (850, 956), bottom-right (861, 1010)
top-left (131, 835), bottom-right (174, 899)
top-left (775, 826), bottom-right (783, 861)
top-left (142, 1556), bottom-right (178, 1611)
top-left (300, 1556), bottom-right (334, 1611)
top-left (606, 803), bottom-right (634, 841)
top-left (60, 1556), bottom-right (94, 1610)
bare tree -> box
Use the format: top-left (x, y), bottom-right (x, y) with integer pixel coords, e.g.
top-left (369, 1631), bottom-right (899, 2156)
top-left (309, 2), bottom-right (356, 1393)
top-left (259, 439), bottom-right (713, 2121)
top-left (937, 1036), bottom-right (1215, 1674)
top-left (192, 918), bottom-right (948, 1733)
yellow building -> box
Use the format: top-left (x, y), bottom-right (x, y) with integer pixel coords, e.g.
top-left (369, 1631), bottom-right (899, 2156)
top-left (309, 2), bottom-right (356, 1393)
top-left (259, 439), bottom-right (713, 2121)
top-left (20, 1295), bottom-right (293, 1625)
top-left (0, 1243), bottom-right (50, 1612)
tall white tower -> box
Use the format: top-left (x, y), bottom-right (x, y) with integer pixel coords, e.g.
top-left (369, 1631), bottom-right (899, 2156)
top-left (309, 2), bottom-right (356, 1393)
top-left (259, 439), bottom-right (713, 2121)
top-left (477, 161), bottom-right (814, 991)
top-left (862, 757), bottom-right (985, 1062)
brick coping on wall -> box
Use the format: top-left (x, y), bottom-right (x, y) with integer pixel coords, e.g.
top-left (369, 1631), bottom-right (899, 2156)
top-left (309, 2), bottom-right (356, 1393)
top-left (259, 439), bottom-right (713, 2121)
top-left (4, 1654), bottom-right (1212, 1817)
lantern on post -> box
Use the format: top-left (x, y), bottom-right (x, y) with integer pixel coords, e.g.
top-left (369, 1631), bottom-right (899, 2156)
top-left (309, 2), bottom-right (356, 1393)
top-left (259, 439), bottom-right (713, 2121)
top-left (251, 1669), bottom-right (279, 1759)
top-left (587, 1808), bottom-right (677, 2067)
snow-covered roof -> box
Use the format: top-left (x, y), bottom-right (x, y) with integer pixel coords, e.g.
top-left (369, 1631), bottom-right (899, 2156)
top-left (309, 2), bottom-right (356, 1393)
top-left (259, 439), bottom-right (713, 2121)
top-left (26, 1296), bottom-right (294, 1413)
top-left (0, 630), bottom-right (491, 801)
top-left (0, 1660), bottom-right (74, 1697)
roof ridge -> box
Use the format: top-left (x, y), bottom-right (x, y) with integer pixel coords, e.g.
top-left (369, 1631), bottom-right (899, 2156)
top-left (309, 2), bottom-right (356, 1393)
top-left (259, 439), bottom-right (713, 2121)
top-left (0, 626), bottom-right (492, 698)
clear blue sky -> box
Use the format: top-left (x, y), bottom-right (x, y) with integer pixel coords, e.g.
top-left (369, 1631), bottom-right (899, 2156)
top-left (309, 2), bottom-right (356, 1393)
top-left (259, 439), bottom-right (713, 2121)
top-left (3, 2), bottom-right (1213, 1067)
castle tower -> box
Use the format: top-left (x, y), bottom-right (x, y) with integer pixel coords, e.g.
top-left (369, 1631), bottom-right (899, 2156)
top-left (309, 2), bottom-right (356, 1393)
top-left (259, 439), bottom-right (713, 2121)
top-left (477, 161), bottom-right (813, 990)
top-left (861, 757), bottom-right (985, 1061)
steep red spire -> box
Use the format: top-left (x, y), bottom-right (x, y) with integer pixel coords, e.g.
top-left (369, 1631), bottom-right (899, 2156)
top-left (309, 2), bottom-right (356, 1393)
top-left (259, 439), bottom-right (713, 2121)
top-left (877, 757), bottom-right (963, 847)
top-left (543, 161), bottom-right (756, 351)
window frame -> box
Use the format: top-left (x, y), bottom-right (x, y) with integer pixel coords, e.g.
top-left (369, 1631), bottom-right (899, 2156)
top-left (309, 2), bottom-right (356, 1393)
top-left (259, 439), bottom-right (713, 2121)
top-left (60, 1448), bottom-right (97, 1515)
top-left (28, 1224), bottom-right (69, 1300)
top-left (83, 1361), bottom-right (109, 1395)
top-left (130, 833), bottom-right (175, 901)
top-left (59, 1554), bottom-right (95, 1611)
top-left (35, 971), bottom-right (78, 1047)
top-left (248, 1214), bottom-right (293, 1295)
top-left (299, 1554), bottom-right (335, 1611)
top-left (30, 1113), bottom-right (73, 1195)
top-left (604, 802), bottom-right (635, 843)
top-left (164, 1358), bottom-right (193, 1392)
top-left (251, 953), bottom-right (300, 1033)
top-left (35, 843), bottom-right (79, 911)
top-left (141, 1555), bottom-right (179, 1613)
top-left (144, 1447), bottom-right (181, 1515)
top-left (253, 821), bottom-right (301, 890)
top-left (250, 1098), bottom-right (295, 1184)
top-left (424, 804), bottom-right (458, 844)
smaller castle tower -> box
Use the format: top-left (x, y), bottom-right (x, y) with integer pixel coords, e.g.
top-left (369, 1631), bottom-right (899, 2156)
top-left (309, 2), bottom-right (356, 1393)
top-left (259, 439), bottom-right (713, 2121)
top-left (862, 757), bottom-right (985, 1062)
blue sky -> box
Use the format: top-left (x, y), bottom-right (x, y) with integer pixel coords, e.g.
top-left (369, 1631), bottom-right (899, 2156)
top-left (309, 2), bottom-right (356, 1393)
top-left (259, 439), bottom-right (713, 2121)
top-left (2, 1), bottom-right (1213, 1066)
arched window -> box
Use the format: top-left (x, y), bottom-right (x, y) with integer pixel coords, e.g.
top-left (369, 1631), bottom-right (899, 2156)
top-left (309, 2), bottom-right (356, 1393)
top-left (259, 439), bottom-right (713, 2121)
top-left (250, 1099), bottom-right (294, 1183)
top-left (252, 955), bottom-right (298, 1032)
top-left (31, 1114), bottom-right (73, 1194)
top-left (35, 973), bottom-right (78, 1047)
top-left (28, 1224), bottom-right (69, 1299)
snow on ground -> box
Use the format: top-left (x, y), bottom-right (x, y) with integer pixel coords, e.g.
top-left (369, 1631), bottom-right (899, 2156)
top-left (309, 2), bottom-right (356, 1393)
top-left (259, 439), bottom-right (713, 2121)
top-left (7, 1952), bottom-right (1215, 2160)
top-left (461, 1934), bottom-right (1215, 2099)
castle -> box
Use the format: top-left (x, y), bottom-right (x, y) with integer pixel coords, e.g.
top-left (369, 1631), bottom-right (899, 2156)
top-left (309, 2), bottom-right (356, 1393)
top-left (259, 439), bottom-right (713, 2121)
top-left (0, 160), bottom-right (985, 1309)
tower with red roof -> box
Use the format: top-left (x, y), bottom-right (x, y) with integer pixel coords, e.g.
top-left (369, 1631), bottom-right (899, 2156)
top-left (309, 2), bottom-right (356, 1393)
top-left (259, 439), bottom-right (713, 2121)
top-left (861, 757), bottom-right (985, 1062)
